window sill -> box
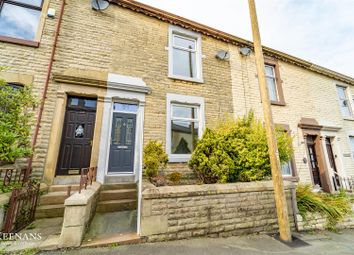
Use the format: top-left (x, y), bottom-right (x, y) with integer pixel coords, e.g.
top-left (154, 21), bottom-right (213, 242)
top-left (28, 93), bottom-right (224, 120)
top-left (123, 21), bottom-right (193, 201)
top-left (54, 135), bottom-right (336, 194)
top-left (271, 101), bottom-right (286, 106)
top-left (343, 117), bottom-right (354, 121)
top-left (168, 154), bottom-right (191, 163)
top-left (168, 74), bottom-right (204, 84)
top-left (283, 176), bottom-right (299, 182)
top-left (0, 35), bottom-right (39, 48)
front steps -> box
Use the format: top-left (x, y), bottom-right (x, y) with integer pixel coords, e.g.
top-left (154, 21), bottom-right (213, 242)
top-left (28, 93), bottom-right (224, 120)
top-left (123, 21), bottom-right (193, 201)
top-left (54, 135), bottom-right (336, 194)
top-left (35, 184), bottom-right (78, 219)
top-left (97, 183), bottom-right (137, 213)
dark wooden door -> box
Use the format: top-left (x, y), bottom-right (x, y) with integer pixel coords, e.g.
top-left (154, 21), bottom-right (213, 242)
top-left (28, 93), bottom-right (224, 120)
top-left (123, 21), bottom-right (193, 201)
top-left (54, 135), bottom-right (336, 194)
top-left (56, 97), bottom-right (97, 175)
top-left (108, 112), bottom-right (136, 173)
top-left (306, 136), bottom-right (322, 187)
top-left (325, 137), bottom-right (340, 187)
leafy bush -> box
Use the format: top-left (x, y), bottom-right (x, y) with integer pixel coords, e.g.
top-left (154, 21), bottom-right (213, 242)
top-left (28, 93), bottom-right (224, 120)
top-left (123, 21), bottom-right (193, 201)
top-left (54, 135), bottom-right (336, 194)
top-left (143, 140), bottom-right (168, 179)
top-left (0, 68), bottom-right (37, 165)
top-left (296, 184), bottom-right (352, 230)
top-left (188, 112), bottom-right (293, 183)
top-left (168, 172), bottom-right (182, 185)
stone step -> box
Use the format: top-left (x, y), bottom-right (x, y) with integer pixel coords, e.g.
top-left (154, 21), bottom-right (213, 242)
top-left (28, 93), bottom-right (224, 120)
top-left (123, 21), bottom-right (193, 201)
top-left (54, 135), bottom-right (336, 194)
top-left (82, 232), bottom-right (141, 248)
top-left (48, 184), bottom-right (80, 193)
top-left (99, 189), bottom-right (137, 201)
top-left (101, 183), bottom-right (137, 191)
top-left (96, 199), bottom-right (137, 213)
top-left (39, 191), bottom-right (69, 205)
top-left (35, 204), bottom-right (65, 219)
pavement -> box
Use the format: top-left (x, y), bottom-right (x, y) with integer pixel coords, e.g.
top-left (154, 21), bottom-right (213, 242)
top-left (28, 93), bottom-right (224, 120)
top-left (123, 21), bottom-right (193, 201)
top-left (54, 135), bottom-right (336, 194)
top-left (38, 230), bottom-right (354, 255)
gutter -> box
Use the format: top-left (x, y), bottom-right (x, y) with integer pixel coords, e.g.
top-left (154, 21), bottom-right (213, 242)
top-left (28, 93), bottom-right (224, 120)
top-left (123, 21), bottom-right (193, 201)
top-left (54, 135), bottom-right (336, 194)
top-left (28, 0), bottom-right (66, 175)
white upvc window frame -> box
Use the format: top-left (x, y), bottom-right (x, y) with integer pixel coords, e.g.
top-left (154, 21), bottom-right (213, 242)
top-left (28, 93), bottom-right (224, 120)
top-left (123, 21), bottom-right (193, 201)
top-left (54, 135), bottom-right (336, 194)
top-left (336, 84), bottom-right (353, 118)
top-left (349, 135), bottom-right (354, 159)
top-left (265, 64), bottom-right (278, 102)
top-left (166, 93), bottom-right (205, 162)
top-left (168, 25), bottom-right (203, 83)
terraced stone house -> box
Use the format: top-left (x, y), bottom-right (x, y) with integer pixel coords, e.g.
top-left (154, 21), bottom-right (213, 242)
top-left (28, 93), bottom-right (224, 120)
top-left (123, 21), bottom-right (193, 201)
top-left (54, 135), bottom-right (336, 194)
top-left (1, 0), bottom-right (354, 238)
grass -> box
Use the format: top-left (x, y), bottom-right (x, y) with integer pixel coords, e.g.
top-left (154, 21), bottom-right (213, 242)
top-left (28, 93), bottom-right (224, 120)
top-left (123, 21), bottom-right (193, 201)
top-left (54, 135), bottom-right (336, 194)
top-left (296, 185), bottom-right (352, 230)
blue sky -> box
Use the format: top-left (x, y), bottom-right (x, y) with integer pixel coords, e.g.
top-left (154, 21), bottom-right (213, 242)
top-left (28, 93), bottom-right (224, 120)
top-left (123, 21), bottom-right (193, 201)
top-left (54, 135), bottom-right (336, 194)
top-left (138, 0), bottom-right (354, 78)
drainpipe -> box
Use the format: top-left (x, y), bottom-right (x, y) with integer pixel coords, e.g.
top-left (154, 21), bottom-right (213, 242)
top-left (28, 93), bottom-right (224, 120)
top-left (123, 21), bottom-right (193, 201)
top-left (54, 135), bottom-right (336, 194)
top-left (27, 0), bottom-right (66, 177)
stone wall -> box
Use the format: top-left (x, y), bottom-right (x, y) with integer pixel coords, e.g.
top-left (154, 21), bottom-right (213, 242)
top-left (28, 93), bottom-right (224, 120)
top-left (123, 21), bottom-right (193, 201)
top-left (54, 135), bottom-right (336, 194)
top-left (296, 203), bottom-right (354, 231)
top-left (58, 182), bottom-right (101, 248)
top-left (141, 181), bottom-right (296, 242)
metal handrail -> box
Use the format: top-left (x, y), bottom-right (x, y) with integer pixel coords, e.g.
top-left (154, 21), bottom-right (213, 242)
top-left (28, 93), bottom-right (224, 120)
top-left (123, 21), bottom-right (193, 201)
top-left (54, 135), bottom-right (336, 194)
top-left (79, 166), bottom-right (97, 193)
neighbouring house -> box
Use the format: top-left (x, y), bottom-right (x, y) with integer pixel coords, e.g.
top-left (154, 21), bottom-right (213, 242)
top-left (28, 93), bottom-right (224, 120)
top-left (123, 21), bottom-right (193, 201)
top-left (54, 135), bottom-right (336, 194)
top-left (0, 0), bottom-right (353, 241)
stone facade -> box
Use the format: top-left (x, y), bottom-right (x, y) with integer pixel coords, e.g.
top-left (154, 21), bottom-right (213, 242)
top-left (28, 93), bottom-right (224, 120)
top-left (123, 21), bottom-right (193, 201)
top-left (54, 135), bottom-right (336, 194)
top-left (141, 181), bottom-right (296, 241)
top-left (0, 0), bottom-right (353, 189)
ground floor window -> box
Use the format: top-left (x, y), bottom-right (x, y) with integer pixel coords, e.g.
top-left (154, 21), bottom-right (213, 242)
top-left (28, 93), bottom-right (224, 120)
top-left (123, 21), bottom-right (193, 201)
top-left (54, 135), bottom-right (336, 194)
top-left (281, 161), bottom-right (293, 176)
top-left (349, 136), bottom-right (354, 158)
top-left (166, 93), bottom-right (204, 162)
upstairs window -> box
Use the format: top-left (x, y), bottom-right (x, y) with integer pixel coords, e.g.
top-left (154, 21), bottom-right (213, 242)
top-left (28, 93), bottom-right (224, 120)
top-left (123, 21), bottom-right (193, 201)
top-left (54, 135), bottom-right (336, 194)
top-left (265, 61), bottom-right (285, 106)
top-left (0, 0), bottom-right (43, 43)
top-left (336, 85), bottom-right (352, 117)
top-left (168, 25), bottom-right (203, 83)
top-left (265, 65), bottom-right (278, 102)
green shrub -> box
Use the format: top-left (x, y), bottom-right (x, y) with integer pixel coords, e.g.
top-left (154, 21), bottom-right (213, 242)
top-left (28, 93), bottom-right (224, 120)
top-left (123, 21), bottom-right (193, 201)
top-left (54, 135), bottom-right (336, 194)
top-left (0, 67), bottom-right (37, 165)
top-left (188, 112), bottom-right (293, 183)
top-left (168, 172), bottom-right (182, 185)
top-left (143, 140), bottom-right (168, 179)
top-left (296, 184), bottom-right (352, 230)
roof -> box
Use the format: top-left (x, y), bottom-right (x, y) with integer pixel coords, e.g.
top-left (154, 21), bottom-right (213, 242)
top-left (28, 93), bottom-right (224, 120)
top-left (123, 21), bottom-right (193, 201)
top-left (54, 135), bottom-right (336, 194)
top-left (111, 0), bottom-right (354, 85)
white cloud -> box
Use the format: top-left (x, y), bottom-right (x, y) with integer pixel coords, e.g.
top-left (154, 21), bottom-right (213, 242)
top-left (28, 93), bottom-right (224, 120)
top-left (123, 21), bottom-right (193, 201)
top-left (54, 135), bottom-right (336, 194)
top-left (138, 0), bottom-right (354, 78)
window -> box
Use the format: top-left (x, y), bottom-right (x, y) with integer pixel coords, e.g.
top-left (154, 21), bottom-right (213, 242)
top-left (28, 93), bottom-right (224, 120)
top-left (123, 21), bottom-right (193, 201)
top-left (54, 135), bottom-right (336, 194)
top-left (168, 25), bottom-right (203, 83)
top-left (349, 136), bottom-right (354, 158)
top-left (0, 0), bottom-right (44, 43)
top-left (336, 85), bottom-right (352, 117)
top-left (166, 93), bottom-right (205, 162)
top-left (281, 161), bottom-right (293, 176)
top-left (276, 124), bottom-right (296, 178)
top-left (265, 65), bottom-right (278, 102)
top-left (264, 61), bottom-right (285, 105)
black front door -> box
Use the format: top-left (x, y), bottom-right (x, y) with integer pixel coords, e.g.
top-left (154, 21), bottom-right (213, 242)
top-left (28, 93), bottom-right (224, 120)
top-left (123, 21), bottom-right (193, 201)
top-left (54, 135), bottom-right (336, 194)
top-left (56, 97), bottom-right (97, 175)
top-left (108, 112), bottom-right (136, 173)
top-left (306, 136), bottom-right (322, 187)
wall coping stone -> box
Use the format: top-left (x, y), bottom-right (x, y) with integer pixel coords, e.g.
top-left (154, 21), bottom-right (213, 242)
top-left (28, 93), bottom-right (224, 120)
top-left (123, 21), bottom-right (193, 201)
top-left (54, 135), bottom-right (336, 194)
top-left (142, 180), bottom-right (295, 199)
top-left (65, 182), bottom-right (101, 206)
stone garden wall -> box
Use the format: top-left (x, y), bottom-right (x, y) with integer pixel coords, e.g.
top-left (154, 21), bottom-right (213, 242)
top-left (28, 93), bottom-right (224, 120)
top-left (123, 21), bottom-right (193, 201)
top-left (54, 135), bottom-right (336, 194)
top-left (141, 181), bottom-right (296, 242)
top-left (296, 203), bottom-right (354, 231)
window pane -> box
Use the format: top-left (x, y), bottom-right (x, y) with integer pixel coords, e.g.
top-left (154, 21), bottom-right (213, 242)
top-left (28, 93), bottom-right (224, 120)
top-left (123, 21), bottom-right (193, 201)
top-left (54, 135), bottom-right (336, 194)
top-left (281, 161), bottom-right (292, 176)
top-left (125, 119), bottom-right (134, 145)
top-left (113, 103), bottom-right (138, 113)
top-left (265, 65), bottom-right (274, 77)
top-left (173, 35), bottom-right (196, 50)
top-left (84, 99), bottom-right (97, 108)
top-left (266, 77), bottom-right (278, 101)
top-left (172, 105), bottom-right (197, 119)
top-left (171, 120), bottom-right (199, 154)
top-left (173, 48), bottom-right (196, 78)
top-left (12, 0), bottom-right (43, 7)
top-left (349, 137), bottom-right (354, 152)
top-left (69, 98), bottom-right (79, 106)
top-left (0, 3), bottom-right (41, 41)
top-left (336, 86), bottom-right (346, 100)
top-left (336, 86), bottom-right (350, 116)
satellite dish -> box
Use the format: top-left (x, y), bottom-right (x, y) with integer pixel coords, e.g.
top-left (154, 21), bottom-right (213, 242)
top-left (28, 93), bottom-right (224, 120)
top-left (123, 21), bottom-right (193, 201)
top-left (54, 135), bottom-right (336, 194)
top-left (91, 0), bottom-right (109, 11)
top-left (216, 50), bottom-right (230, 61)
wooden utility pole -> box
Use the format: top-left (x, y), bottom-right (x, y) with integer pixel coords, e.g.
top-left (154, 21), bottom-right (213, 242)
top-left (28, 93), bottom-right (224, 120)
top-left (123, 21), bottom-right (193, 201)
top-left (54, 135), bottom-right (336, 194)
top-left (248, 0), bottom-right (292, 242)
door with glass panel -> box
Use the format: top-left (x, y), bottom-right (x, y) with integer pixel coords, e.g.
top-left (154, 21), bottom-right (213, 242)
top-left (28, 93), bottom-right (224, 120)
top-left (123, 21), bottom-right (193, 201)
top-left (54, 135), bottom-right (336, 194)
top-left (108, 103), bottom-right (137, 173)
top-left (56, 97), bottom-right (97, 175)
top-left (306, 136), bottom-right (322, 187)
